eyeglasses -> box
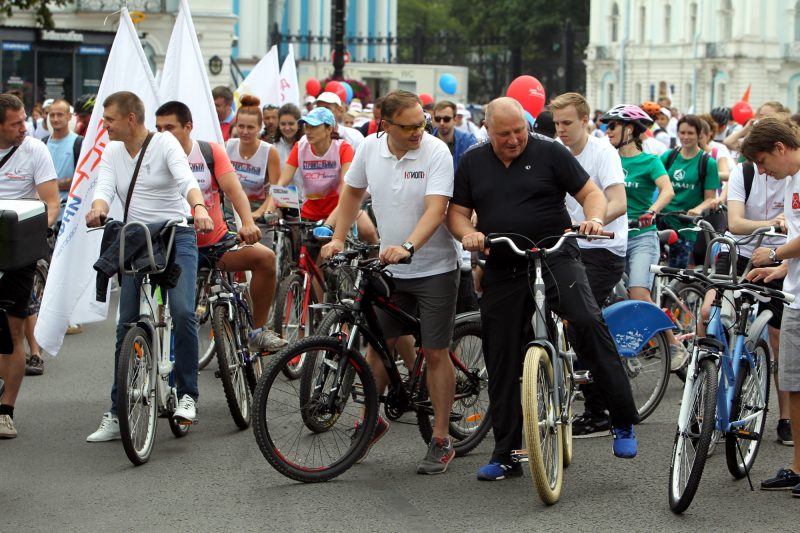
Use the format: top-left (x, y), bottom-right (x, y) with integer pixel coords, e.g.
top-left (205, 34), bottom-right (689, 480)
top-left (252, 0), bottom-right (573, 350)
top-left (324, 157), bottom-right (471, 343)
top-left (433, 116), bottom-right (453, 123)
top-left (385, 120), bottom-right (426, 132)
top-left (606, 122), bottom-right (621, 131)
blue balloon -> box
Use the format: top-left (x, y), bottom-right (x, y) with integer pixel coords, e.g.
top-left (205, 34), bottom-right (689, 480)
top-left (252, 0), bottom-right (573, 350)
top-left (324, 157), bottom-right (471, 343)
top-left (340, 81), bottom-right (354, 104)
top-left (439, 73), bottom-right (458, 95)
top-left (524, 111), bottom-right (535, 127)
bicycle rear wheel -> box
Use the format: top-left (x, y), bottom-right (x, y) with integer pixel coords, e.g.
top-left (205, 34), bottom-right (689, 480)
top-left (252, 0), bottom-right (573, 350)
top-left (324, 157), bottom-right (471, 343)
top-left (668, 357), bottom-right (718, 514)
top-left (213, 306), bottom-right (251, 429)
top-left (726, 339), bottom-right (770, 478)
top-left (117, 326), bottom-right (158, 466)
top-left (416, 320), bottom-right (491, 457)
top-left (523, 346), bottom-right (563, 505)
top-left (252, 336), bottom-right (378, 482)
top-left (559, 353), bottom-right (573, 468)
top-left (624, 331), bottom-right (671, 421)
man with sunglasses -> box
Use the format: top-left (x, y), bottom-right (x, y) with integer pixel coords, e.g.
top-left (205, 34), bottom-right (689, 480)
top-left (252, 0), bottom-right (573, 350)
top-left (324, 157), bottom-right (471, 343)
top-left (433, 100), bottom-right (477, 169)
top-left (321, 90), bottom-right (460, 475)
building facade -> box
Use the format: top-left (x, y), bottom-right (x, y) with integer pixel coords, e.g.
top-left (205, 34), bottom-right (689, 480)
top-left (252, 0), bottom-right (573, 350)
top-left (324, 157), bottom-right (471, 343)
top-left (1, 0), bottom-right (236, 110)
top-left (586, 0), bottom-right (800, 113)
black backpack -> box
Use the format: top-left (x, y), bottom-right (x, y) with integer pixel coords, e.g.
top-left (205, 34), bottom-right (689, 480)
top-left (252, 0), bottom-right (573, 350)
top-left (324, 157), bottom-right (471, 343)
top-left (742, 162), bottom-right (756, 203)
top-left (43, 134), bottom-right (84, 167)
top-left (197, 140), bottom-right (216, 180)
top-left (664, 148), bottom-right (712, 190)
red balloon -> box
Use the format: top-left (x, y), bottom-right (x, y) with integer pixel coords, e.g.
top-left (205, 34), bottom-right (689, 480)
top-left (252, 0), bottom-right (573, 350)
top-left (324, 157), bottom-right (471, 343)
top-left (419, 92), bottom-right (434, 106)
top-left (506, 75), bottom-right (546, 118)
top-left (323, 81), bottom-right (347, 103)
top-left (731, 100), bottom-right (754, 126)
top-left (305, 78), bottom-right (321, 97)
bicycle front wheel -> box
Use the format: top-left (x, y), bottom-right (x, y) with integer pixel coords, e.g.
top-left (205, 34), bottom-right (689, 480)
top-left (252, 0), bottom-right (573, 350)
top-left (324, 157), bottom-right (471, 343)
top-left (668, 357), bottom-right (718, 514)
top-left (624, 331), bottom-right (671, 421)
top-left (726, 339), bottom-right (771, 478)
top-left (213, 306), bottom-right (251, 429)
top-left (523, 346), bottom-right (563, 505)
top-left (252, 336), bottom-right (378, 482)
top-left (273, 273), bottom-right (313, 379)
top-left (117, 326), bottom-right (158, 466)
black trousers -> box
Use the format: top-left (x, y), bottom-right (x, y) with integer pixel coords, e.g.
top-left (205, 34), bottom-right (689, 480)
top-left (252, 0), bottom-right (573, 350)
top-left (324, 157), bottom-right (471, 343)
top-left (480, 244), bottom-right (638, 463)
top-left (574, 248), bottom-right (626, 417)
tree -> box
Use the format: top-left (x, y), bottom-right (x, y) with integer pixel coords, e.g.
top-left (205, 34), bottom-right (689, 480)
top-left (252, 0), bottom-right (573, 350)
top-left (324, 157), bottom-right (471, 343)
top-left (0, 0), bottom-right (74, 29)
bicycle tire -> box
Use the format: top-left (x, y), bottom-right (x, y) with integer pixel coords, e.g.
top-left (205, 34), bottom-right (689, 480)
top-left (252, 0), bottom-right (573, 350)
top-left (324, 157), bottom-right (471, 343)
top-left (523, 346), bottom-right (563, 505)
top-left (624, 331), bottom-right (671, 421)
top-left (117, 326), bottom-right (158, 466)
top-left (667, 283), bottom-right (704, 383)
top-left (725, 338), bottom-right (770, 479)
top-left (195, 274), bottom-right (215, 370)
top-left (668, 357), bottom-right (718, 514)
top-left (416, 320), bottom-right (491, 457)
top-left (213, 306), bottom-right (251, 429)
top-left (273, 273), bottom-right (314, 380)
top-left (252, 336), bottom-right (378, 482)
top-left (168, 406), bottom-right (191, 438)
top-left (560, 353), bottom-right (573, 468)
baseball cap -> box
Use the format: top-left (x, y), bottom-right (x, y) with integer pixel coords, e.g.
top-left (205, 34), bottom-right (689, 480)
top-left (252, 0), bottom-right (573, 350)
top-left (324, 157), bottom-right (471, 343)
top-left (659, 107), bottom-right (672, 118)
top-left (299, 107), bottom-right (336, 127)
top-left (304, 95), bottom-right (316, 104)
top-left (43, 98), bottom-right (54, 108)
top-left (315, 91), bottom-right (342, 106)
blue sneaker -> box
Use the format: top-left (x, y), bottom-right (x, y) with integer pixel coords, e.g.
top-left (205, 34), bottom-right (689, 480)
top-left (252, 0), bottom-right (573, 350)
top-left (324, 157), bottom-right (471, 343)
top-left (476, 461), bottom-right (523, 481)
top-left (612, 425), bottom-right (638, 458)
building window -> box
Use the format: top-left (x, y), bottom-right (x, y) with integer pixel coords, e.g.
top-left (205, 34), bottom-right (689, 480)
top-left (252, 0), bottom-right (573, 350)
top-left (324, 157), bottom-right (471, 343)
top-left (717, 82), bottom-right (726, 108)
top-left (634, 82), bottom-right (642, 103)
top-left (721, 0), bottom-right (733, 41)
top-left (639, 6), bottom-right (646, 43)
top-left (607, 82), bottom-right (615, 109)
top-left (795, 1), bottom-right (800, 41)
top-left (685, 82), bottom-right (693, 109)
top-left (689, 2), bottom-right (698, 38)
top-left (665, 4), bottom-right (671, 43)
top-left (611, 2), bottom-right (620, 43)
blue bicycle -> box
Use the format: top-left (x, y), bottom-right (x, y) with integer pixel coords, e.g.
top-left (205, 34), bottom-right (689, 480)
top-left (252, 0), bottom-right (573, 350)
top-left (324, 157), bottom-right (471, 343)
top-left (653, 226), bottom-right (793, 514)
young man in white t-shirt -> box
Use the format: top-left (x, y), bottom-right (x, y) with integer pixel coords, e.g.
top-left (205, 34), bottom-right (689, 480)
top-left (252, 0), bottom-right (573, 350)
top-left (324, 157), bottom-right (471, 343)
top-left (0, 94), bottom-right (59, 438)
top-left (743, 117), bottom-right (800, 494)
top-left (321, 90), bottom-right (460, 475)
top-left (551, 92), bottom-right (630, 437)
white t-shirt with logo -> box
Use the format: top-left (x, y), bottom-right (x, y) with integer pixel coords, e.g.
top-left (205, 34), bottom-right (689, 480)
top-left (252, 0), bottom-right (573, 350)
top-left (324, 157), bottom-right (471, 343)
top-left (725, 162), bottom-right (786, 258)
top-left (565, 135), bottom-right (628, 257)
top-left (225, 138), bottom-right (272, 203)
top-left (345, 132), bottom-right (458, 279)
top-left (0, 136), bottom-right (57, 199)
top-left (781, 172), bottom-right (800, 308)
top-left (337, 125), bottom-right (364, 153)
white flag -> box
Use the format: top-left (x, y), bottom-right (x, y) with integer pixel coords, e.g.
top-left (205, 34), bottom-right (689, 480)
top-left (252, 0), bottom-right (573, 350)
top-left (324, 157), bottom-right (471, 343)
top-left (279, 44), bottom-right (300, 107)
top-left (35, 8), bottom-right (161, 355)
top-left (235, 45), bottom-right (281, 108)
top-left (159, 0), bottom-right (223, 144)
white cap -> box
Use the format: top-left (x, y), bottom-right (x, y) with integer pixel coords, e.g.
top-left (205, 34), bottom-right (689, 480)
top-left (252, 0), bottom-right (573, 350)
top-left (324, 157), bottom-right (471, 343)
top-left (304, 95), bottom-right (316, 104)
top-left (43, 98), bottom-right (54, 108)
top-left (659, 107), bottom-right (671, 118)
top-left (315, 92), bottom-right (342, 106)
top-left (456, 102), bottom-right (466, 113)
top-left (349, 101), bottom-right (363, 113)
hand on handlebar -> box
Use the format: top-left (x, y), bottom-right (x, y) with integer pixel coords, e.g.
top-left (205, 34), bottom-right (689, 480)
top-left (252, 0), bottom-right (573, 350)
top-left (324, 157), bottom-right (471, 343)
top-left (320, 238), bottom-right (345, 259)
top-left (462, 231), bottom-right (489, 255)
top-left (751, 246), bottom-right (775, 267)
top-left (578, 219), bottom-right (604, 236)
top-left (746, 265), bottom-right (788, 284)
top-left (637, 211), bottom-right (655, 228)
top-left (85, 208), bottom-right (108, 228)
top-left (193, 207), bottom-right (214, 234)
top-left (237, 222), bottom-right (262, 245)
top-left (380, 245), bottom-right (412, 265)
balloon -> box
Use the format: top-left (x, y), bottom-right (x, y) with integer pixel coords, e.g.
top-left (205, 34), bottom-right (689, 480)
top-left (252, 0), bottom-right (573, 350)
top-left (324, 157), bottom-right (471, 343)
top-left (524, 110), bottom-right (535, 128)
top-left (324, 81), bottom-right (347, 104)
top-left (731, 101), bottom-right (754, 126)
top-left (419, 92), bottom-right (434, 106)
top-left (439, 73), bottom-right (458, 95)
top-left (305, 78), bottom-right (321, 97)
top-left (506, 75), bottom-right (546, 118)
top-left (340, 81), bottom-right (353, 104)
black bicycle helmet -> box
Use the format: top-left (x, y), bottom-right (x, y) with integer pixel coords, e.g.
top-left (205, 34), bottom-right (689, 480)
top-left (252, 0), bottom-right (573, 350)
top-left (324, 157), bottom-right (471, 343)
top-left (710, 107), bottom-right (731, 126)
top-left (75, 93), bottom-right (96, 114)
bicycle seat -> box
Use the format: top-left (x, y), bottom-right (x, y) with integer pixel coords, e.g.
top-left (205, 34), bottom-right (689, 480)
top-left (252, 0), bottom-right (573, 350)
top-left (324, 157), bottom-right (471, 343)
top-left (658, 229), bottom-right (678, 245)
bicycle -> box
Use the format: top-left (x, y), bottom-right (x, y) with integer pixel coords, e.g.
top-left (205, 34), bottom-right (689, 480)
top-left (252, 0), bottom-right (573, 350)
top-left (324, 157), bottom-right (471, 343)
top-left (486, 231), bottom-right (612, 505)
top-left (653, 225), bottom-right (793, 514)
top-left (105, 217), bottom-right (196, 465)
top-left (198, 237), bottom-right (266, 429)
top-left (251, 252), bottom-right (489, 483)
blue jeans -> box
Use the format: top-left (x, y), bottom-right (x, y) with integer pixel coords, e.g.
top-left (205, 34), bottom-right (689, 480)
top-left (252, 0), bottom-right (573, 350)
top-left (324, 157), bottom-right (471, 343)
top-left (110, 227), bottom-right (199, 414)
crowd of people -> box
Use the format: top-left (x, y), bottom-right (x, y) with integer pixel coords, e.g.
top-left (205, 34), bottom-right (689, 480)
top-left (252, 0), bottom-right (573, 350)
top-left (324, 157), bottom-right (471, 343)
top-left (0, 82), bottom-right (798, 495)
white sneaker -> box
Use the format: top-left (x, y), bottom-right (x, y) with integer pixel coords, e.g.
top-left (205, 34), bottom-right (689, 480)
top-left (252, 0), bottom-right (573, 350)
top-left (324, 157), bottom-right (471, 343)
top-left (670, 344), bottom-right (689, 372)
top-left (173, 395), bottom-right (197, 423)
top-left (249, 329), bottom-right (289, 352)
top-left (0, 414), bottom-right (17, 439)
top-left (86, 412), bottom-right (120, 442)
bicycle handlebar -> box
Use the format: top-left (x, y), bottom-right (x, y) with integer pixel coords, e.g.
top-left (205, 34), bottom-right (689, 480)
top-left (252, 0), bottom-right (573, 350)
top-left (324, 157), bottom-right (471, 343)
top-left (649, 264), bottom-right (795, 304)
top-left (484, 231), bottom-right (611, 258)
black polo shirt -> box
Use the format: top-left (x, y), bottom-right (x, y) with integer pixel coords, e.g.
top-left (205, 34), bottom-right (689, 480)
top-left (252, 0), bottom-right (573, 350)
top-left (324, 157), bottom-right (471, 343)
top-left (452, 133), bottom-right (589, 267)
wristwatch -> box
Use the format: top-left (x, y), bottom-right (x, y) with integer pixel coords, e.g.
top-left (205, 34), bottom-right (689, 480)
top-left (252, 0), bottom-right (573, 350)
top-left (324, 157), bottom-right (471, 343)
top-left (402, 241), bottom-right (415, 256)
top-left (769, 248), bottom-right (780, 262)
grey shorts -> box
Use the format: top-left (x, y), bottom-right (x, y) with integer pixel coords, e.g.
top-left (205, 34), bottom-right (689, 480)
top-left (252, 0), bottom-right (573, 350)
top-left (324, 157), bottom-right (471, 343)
top-left (375, 269), bottom-right (459, 349)
top-left (778, 307), bottom-right (800, 392)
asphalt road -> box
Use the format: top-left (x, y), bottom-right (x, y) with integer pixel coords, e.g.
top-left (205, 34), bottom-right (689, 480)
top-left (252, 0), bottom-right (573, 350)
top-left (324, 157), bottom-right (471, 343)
top-left (2, 300), bottom-right (798, 532)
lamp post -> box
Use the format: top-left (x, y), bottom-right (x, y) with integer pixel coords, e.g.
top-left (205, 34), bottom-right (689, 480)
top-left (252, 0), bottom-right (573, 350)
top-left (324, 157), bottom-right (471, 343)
top-left (332, 0), bottom-right (346, 80)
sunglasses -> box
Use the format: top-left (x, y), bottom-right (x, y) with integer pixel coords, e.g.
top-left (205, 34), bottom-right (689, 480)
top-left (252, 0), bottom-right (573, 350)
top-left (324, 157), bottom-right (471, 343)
top-left (434, 116), bottom-right (453, 123)
top-left (606, 122), bottom-right (622, 131)
top-left (385, 120), bottom-right (426, 132)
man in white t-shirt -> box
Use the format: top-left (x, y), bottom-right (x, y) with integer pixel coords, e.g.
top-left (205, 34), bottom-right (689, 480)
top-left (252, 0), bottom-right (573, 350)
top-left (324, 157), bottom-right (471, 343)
top-left (743, 117), bottom-right (800, 494)
top-left (84, 91), bottom-right (213, 441)
top-left (551, 92), bottom-right (629, 437)
top-left (314, 92), bottom-right (364, 152)
top-left (321, 90), bottom-right (460, 475)
top-left (0, 93), bottom-right (59, 439)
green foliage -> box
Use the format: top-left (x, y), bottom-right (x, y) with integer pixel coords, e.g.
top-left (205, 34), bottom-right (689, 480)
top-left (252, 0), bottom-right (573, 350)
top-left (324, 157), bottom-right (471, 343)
top-left (0, 0), bottom-right (74, 29)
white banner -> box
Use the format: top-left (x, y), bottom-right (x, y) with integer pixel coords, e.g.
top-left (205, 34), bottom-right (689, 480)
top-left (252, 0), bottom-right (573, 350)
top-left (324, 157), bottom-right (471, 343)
top-left (159, 0), bottom-right (223, 144)
top-left (279, 44), bottom-right (300, 107)
top-left (35, 8), bottom-right (161, 355)
top-left (235, 45), bottom-right (281, 108)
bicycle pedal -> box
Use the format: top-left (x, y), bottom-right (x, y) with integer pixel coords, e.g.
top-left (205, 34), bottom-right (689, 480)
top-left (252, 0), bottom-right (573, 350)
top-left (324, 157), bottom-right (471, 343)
top-left (728, 429), bottom-right (760, 441)
top-left (510, 449), bottom-right (529, 463)
top-left (573, 370), bottom-right (592, 385)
